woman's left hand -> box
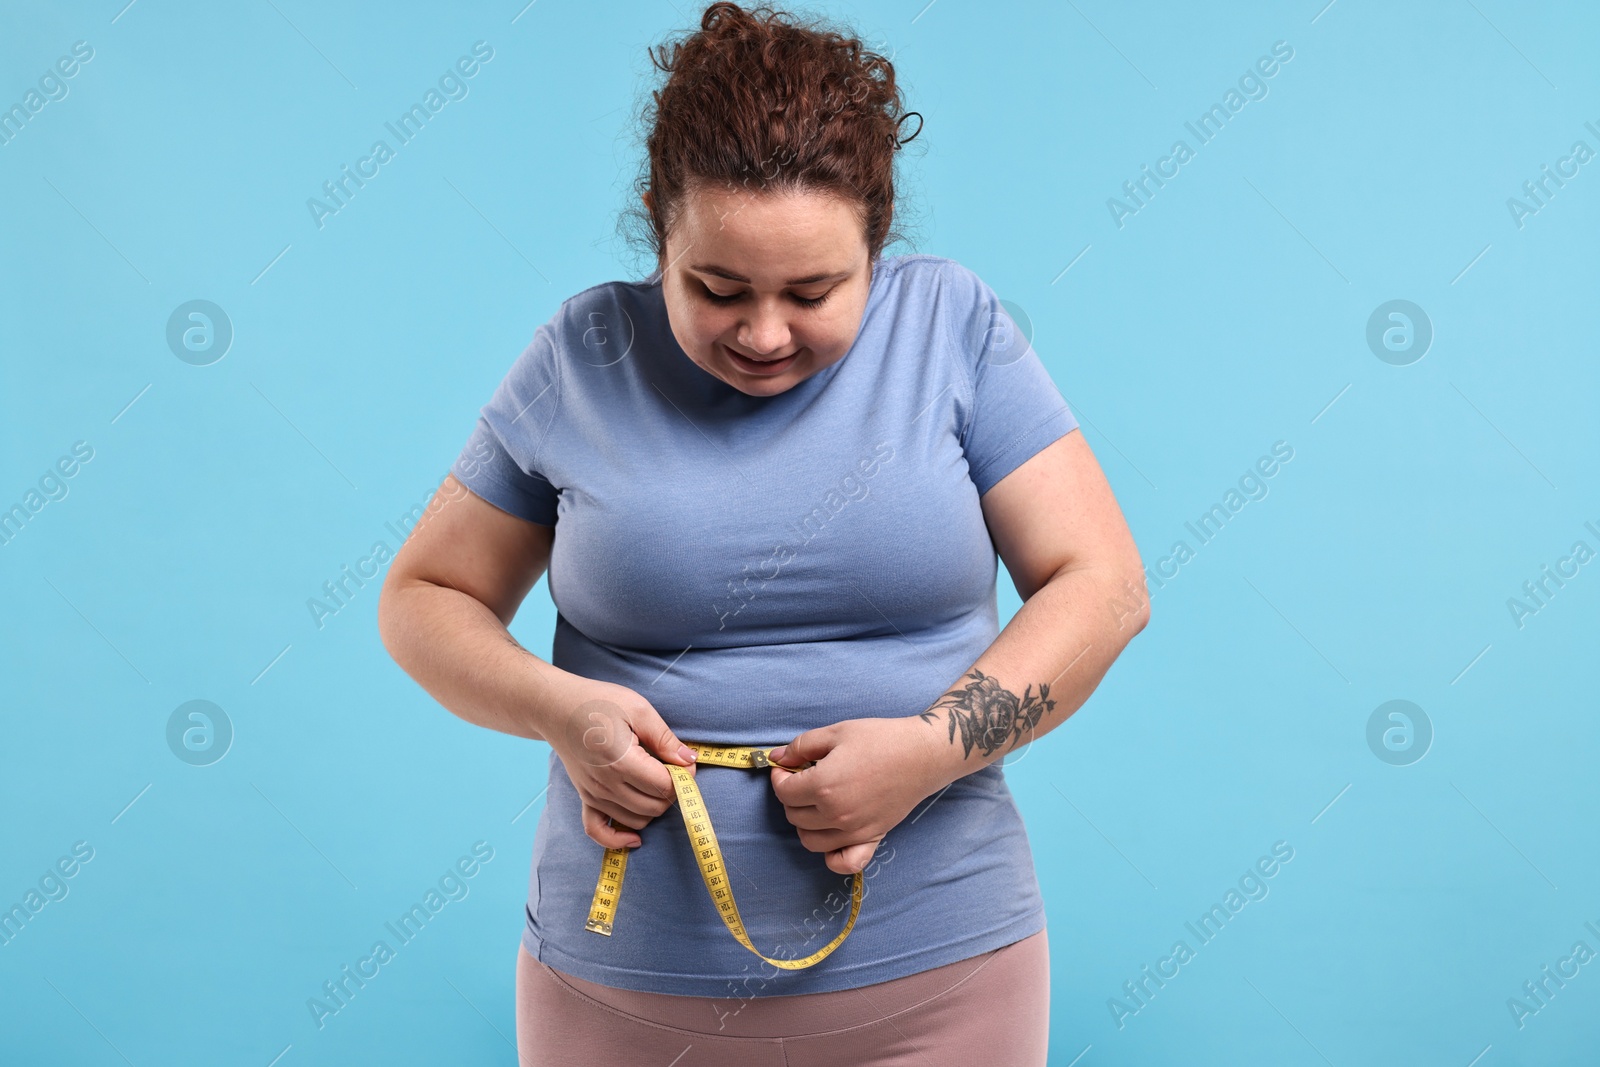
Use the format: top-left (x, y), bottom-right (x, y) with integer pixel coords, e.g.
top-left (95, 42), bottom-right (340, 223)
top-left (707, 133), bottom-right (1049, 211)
top-left (768, 716), bottom-right (957, 876)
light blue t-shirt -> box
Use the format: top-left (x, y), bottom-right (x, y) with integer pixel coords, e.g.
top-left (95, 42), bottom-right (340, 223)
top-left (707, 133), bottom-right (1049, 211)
top-left (452, 252), bottom-right (1080, 997)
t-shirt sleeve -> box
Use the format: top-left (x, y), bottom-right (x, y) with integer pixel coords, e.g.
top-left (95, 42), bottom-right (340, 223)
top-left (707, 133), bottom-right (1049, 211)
top-left (941, 260), bottom-right (1080, 496)
top-left (451, 319), bottom-right (563, 527)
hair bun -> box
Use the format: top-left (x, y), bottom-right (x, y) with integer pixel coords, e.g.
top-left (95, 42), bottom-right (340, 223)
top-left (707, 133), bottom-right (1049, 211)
top-left (626, 2), bottom-right (917, 269)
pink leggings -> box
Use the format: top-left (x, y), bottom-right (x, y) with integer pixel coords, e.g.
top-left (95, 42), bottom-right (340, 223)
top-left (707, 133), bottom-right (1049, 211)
top-left (515, 927), bottom-right (1049, 1066)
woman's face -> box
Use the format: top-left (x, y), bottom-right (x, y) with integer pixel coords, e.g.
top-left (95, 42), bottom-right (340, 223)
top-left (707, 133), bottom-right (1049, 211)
top-left (656, 184), bottom-right (873, 397)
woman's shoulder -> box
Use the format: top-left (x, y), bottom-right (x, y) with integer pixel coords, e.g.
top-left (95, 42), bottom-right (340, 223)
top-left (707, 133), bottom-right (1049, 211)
top-left (879, 252), bottom-right (984, 281)
top-left (513, 273), bottom-right (671, 373)
top-left (872, 254), bottom-right (998, 319)
top-left (546, 272), bottom-right (664, 324)
top-left (881, 251), bottom-right (956, 274)
top-left (871, 254), bottom-right (1005, 348)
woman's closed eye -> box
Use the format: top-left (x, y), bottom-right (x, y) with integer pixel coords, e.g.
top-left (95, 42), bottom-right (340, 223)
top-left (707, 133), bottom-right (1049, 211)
top-left (701, 283), bottom-right (832, 309)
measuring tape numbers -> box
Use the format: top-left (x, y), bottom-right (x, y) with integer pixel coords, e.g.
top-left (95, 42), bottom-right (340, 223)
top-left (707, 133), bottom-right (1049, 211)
top-left (582, 742), bottom-right (864, 971)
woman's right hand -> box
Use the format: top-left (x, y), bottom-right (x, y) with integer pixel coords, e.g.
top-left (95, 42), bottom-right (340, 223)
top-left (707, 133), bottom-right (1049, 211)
top-left (548, 679), bottom-right (698, 849)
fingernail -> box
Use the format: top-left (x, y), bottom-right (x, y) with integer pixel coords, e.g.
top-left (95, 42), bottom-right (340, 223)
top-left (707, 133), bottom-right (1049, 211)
top-left (629, 838), bottom-right (641, 848)
top-left (678, 745), bottom-right (696, 763)
top-left (769, 746), bottom-right (787, 762)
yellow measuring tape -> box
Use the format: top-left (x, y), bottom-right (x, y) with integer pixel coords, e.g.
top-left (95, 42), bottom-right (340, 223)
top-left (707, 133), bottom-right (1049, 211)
top-left (583, 742), bottom-right (863, 971)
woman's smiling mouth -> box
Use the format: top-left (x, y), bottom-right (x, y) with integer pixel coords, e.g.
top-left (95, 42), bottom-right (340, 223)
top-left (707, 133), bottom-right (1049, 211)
top-left (723, 344), bottom-right (799, 374)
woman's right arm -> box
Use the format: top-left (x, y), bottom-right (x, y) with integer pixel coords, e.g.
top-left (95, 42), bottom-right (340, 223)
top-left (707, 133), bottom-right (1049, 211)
top-left (376, 473), bottom-right (698, 849)
top-left (377, 473), bottom-right (576, 742)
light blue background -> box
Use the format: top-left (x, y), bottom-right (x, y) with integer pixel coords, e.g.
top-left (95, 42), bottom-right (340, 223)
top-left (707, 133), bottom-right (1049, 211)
top-left (2, 1), bottom-right (1596, 1064)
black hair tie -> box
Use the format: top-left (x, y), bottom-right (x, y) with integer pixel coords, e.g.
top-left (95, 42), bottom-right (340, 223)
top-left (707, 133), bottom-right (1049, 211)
top-left (892, 110), bottom-right (923, 150)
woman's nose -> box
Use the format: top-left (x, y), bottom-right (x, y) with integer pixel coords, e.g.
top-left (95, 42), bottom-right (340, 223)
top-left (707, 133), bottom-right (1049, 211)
top-left (738, 302), bottom-right (791, 355)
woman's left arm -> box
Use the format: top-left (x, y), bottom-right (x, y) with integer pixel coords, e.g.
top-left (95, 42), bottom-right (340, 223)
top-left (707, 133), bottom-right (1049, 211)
top-left (770, 429), bottom-right (1150, 874)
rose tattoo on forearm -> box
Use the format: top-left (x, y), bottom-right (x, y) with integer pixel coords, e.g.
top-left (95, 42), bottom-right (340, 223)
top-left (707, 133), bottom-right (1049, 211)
top-left (919, 670), bottom-right (1057, 759)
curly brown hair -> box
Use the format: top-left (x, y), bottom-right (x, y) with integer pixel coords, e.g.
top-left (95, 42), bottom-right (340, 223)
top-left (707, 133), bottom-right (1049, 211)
top-left (620, 1), bottom-right (921, 272)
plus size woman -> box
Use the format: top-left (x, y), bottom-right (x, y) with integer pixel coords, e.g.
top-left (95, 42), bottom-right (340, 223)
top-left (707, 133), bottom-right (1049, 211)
top-left (378, 4), bottom-right (1148, 1064)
